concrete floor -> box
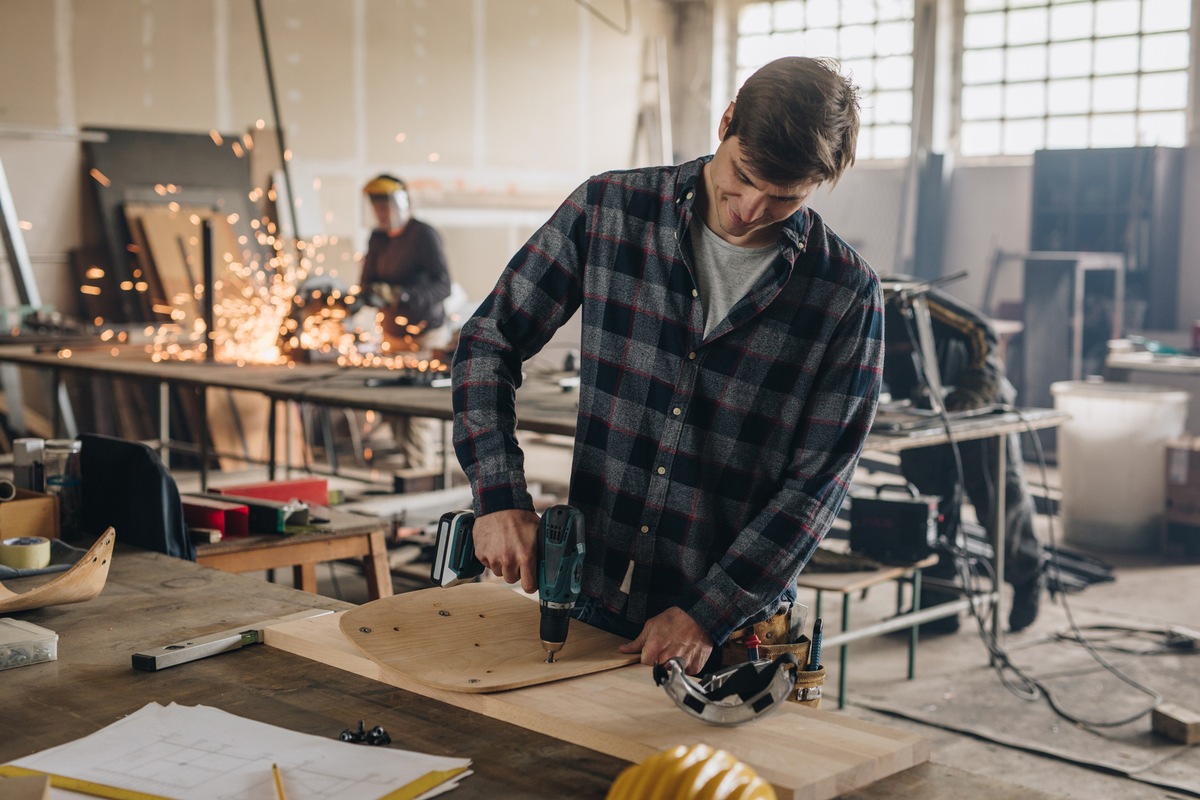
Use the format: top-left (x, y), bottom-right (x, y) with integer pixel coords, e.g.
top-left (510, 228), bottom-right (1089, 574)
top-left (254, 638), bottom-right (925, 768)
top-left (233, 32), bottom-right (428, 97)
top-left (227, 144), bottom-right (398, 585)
top-left (187, 442), bottom-right (1200, 800)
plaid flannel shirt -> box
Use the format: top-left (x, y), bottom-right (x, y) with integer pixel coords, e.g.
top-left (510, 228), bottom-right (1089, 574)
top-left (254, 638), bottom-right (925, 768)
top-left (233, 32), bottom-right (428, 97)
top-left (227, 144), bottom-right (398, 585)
top-left (452, 156), bottom-right (883, 644)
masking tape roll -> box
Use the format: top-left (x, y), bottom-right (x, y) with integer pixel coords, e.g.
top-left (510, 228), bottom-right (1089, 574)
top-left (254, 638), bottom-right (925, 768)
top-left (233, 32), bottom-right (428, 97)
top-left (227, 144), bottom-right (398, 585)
top-left (0, 536), bottom-right (52, 569)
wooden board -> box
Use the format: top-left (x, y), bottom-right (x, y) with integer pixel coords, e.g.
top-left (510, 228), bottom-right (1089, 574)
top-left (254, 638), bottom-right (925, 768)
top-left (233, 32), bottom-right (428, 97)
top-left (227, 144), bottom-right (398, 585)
top-left (340, 583), bottom-right (638, 692)
top-left (0, 528), bottom-right (115, 612)
top-left (268, 613), bottom-right (930, 800)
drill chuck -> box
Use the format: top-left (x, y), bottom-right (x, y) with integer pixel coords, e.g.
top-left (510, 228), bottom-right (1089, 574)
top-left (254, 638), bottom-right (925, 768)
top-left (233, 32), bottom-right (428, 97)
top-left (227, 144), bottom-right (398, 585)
top-left (540, 602), bottom-right (572, 654)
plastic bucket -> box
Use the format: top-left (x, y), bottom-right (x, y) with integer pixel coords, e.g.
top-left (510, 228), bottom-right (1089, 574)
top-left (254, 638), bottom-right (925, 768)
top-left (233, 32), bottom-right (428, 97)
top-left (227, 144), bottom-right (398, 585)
top-left (1052, 380), bottom-right (1190, 551)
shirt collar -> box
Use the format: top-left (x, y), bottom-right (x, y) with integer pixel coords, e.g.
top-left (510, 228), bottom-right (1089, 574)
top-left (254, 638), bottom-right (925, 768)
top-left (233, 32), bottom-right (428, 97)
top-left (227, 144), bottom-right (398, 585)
top-left (674, 156), bottom-right (810, 257)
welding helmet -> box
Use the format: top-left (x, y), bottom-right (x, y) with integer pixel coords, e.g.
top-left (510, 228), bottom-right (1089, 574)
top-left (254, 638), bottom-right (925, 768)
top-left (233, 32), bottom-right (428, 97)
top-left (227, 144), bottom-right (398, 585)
top-left (605, 743), bottom-right (776, 800)
top-left (363, 173), bottom-right (411, 234)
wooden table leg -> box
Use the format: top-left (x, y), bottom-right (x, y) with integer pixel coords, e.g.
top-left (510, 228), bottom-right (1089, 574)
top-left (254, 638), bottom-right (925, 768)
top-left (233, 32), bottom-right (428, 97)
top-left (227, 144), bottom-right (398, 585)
top-left (295, 563), bottom-right (318, 594)
top-left (363, 528), bottom-right (393, 600)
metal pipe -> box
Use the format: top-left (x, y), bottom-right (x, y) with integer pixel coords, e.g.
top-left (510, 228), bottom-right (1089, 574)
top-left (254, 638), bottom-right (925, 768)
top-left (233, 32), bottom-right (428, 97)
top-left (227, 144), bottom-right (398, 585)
top-left (821, 592), bottom-right (997, 649)
top-left (253, 0), bottom-right (301, 243)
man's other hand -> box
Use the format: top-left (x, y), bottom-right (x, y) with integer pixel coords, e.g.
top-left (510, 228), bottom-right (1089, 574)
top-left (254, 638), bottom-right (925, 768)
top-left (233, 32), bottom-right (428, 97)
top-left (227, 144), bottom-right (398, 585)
top-left (472, 509), bottom-right (540, 593)
top-left (620, 607), bottom-right (713, 675)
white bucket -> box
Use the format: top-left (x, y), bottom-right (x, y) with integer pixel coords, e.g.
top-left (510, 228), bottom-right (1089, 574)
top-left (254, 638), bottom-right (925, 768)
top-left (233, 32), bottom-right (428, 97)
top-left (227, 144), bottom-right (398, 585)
top-left (1052, 380), bottom-right (1190, 551)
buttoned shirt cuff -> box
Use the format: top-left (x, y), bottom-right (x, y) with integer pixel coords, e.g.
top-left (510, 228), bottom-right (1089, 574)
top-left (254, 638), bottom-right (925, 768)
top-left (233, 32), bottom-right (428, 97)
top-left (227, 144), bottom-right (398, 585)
top-left (682, 570), bottom-right (770, 646)
top-left (472, 481), bottom-right (535, 518)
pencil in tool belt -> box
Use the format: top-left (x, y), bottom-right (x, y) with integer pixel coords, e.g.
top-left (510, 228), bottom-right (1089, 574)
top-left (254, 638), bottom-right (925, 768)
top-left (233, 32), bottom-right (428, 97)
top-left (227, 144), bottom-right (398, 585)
top-left (808, 618), bottom-right (823, 670)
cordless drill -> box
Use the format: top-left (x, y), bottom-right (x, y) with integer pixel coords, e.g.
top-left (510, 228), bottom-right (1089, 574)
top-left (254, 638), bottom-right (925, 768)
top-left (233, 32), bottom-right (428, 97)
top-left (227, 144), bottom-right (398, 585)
top-left (537, 504), bottom-right (586, 663)
top-left (430, 504), bottom-right (586, 662)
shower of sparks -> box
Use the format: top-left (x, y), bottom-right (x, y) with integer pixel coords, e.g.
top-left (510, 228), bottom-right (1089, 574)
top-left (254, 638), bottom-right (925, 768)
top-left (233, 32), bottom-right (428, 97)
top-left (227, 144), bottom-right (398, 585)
top-left (56, 164), bottom-right (449, 377)
top-left (87, 221), bottom-right (450, 374)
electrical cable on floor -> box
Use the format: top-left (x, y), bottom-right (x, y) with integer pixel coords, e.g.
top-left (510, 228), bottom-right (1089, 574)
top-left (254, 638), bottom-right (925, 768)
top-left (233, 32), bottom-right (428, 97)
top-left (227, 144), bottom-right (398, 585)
top-left (893, 290), bottom-right (1171, 729)
top-left (957, 405), bottom-right (1167, 728)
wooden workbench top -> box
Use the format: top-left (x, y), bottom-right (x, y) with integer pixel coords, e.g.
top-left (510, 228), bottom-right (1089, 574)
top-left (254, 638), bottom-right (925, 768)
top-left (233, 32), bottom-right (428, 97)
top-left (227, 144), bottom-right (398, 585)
top-left (0, 547), bottom-right (624, 799)
top-left (0, 542), bottom-right (1065, 799)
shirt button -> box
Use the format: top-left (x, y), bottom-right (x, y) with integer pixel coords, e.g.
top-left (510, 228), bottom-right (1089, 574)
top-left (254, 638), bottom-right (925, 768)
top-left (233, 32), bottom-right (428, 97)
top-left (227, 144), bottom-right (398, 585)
top-left (688, 352), bottom-right (696, 359)
top-left (657, 466), bottom-right (666, 475)
top-left (691, 289), bottom-right (698, 297)
top-left (686, 191), bottom-right (694, 200)
top-left (673, 407), bottom-right (681, 415)
top-left (641, 525), bottom-right (649, 533)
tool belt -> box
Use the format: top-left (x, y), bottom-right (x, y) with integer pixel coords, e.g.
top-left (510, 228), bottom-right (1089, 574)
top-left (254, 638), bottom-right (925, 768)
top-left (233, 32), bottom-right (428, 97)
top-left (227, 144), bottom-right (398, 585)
top-left (719, 607), bottom-right (822, 708)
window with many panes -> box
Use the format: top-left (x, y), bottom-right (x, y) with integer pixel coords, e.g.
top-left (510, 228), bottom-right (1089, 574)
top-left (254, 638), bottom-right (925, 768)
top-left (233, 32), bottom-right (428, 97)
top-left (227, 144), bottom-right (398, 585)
top-left (961, 0), bottom-right (1191, 156)
top-left (736, 1), bottom-right (916, 160)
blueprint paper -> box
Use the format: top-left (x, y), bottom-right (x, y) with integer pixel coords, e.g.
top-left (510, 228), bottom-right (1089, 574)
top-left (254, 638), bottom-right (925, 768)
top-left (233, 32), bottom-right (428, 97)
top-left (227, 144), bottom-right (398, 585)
top-left (9, 702), bottom-right (470, 800)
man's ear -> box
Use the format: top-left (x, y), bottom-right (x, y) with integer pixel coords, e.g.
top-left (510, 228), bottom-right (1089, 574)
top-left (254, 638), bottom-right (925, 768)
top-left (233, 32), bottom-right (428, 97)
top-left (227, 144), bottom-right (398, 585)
top-left (718, 102), bottom-right (736, 140)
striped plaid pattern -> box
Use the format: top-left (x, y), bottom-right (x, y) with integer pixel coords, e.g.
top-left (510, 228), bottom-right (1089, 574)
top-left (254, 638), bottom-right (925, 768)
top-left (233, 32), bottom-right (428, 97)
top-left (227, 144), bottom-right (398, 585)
top-left (452, 156), bottom-right (883, 643)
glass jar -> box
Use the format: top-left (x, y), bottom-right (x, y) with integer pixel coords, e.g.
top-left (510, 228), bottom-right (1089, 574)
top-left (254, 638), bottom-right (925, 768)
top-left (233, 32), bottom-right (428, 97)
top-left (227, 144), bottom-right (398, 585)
top-left (43, 439), bottom-right (82, 541)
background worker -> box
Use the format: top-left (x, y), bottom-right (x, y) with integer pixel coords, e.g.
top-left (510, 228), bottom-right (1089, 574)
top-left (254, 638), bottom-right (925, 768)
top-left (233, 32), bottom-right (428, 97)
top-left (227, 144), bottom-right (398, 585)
top-left (360, 174), bottom-right (453, 352)
top-left (882, 283), bottom-right (1045, 633)
top-left (361, 174), bottom-right (454, 470)
top-left (452, 57), bottom-right (884, 675)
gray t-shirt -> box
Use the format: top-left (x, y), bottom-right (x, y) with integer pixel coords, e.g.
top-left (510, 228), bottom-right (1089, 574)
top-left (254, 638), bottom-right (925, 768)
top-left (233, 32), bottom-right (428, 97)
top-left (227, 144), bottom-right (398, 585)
top-left (689, 217), bottom-right (777, 337)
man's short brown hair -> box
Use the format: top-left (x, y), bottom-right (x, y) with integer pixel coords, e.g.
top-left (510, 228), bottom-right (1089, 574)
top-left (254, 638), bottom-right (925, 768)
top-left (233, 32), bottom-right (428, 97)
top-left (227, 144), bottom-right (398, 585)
top-left (724, 57), bottom-right (861, 187)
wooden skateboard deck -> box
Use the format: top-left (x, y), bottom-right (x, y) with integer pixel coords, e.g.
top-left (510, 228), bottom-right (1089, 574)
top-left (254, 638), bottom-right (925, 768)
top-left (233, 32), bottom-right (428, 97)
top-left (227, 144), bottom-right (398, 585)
top-left (339, 582), bottom-right (638, 692)
top-left (0, 528), bottom-right (115, 613)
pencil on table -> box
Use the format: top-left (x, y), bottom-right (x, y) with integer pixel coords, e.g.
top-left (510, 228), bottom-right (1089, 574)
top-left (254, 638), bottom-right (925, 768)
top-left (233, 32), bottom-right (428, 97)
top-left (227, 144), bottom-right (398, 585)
top-left (272, 763), bottom-right (287, 800)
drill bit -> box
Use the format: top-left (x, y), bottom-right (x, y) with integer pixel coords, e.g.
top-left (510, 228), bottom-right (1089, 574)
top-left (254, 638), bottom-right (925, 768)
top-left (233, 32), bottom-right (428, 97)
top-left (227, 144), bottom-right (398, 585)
top-left (546, 652), bottom-right (556, 663)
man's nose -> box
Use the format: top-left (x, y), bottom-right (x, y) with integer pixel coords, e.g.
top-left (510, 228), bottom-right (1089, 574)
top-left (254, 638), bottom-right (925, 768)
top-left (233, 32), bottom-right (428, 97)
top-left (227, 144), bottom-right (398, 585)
top-left (740, 189), bottom-right (771, 223)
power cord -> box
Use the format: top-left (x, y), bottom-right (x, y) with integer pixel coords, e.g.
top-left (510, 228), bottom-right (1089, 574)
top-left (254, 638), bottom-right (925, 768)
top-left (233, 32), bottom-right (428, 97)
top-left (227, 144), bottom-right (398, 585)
top-left (964, 402), bottom-right (1171, 729)
top-left (893, 289), bottom-right (1173, 728)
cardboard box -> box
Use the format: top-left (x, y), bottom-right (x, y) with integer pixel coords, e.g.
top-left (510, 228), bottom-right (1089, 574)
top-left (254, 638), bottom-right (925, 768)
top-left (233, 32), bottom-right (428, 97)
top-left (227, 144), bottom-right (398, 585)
top-left (1166, 436), bottom-right (1200, 519)
top-left (0, 489), bottom-right (60, 540)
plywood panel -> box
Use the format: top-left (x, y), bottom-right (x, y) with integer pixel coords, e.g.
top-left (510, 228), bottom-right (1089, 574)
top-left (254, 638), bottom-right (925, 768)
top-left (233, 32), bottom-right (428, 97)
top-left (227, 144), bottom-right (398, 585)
top-left (73, 2), bottom-right (217, 131)
top-left (485, 2), bottom-right (583, 173)
top-left (268, 613), bottom-right (930, 800)
top-left (0, 2), bottom-right (61, 127)
top-left (259, 0), bottom-right (356, 161)
top-left (364, 0), bottom-right (476, 167)
top-left (341, 583), bottom-right (637, 692)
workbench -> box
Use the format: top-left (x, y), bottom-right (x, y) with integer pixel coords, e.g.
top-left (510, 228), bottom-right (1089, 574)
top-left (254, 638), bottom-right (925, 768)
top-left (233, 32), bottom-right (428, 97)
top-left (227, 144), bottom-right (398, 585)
top-left (0, 548), bottom-right (623, 799)
top-left (0, 547), bottom-right (1060, 799)
top-left (194, 507), bottom-right (393, 601)
top-left (0, 343), bottom-right (466, 488)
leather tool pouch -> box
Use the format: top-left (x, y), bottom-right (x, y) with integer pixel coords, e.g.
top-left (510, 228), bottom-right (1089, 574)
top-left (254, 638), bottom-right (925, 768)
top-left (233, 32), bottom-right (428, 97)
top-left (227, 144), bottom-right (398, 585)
top-left (792, 666), bottom-right (825, 709)
top-left (719, 611), bottom-right (822, 706)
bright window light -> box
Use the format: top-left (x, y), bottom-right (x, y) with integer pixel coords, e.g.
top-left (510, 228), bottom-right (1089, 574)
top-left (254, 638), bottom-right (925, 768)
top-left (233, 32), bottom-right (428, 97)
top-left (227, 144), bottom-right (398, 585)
top-left (737, 0), bottom-right (914, 160)
top-left (960, 0), bottom-right (1190, 155)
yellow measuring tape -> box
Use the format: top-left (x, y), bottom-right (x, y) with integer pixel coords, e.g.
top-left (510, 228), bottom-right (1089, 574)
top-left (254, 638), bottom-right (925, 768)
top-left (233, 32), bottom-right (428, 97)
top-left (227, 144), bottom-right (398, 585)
top-left (0, 765), bottom-right (172, 800)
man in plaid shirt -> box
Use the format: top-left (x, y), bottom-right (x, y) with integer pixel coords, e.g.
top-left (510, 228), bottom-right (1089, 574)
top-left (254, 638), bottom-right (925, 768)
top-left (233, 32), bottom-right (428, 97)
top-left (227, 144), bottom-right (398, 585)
top-left (452, 57), bottom-right (884, 675)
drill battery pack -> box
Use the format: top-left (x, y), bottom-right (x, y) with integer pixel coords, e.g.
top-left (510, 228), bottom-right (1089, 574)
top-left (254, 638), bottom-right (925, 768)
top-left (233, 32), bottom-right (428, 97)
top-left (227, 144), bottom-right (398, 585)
top-left (848, 483), bottom-right (940, 564)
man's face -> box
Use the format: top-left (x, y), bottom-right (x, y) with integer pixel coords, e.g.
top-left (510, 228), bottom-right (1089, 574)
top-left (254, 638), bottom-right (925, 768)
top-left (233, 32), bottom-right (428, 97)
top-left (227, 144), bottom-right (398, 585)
top-left (702, 103), bottom-right (820, 247)
top-left (370, 190), bottom-right (411, 233)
